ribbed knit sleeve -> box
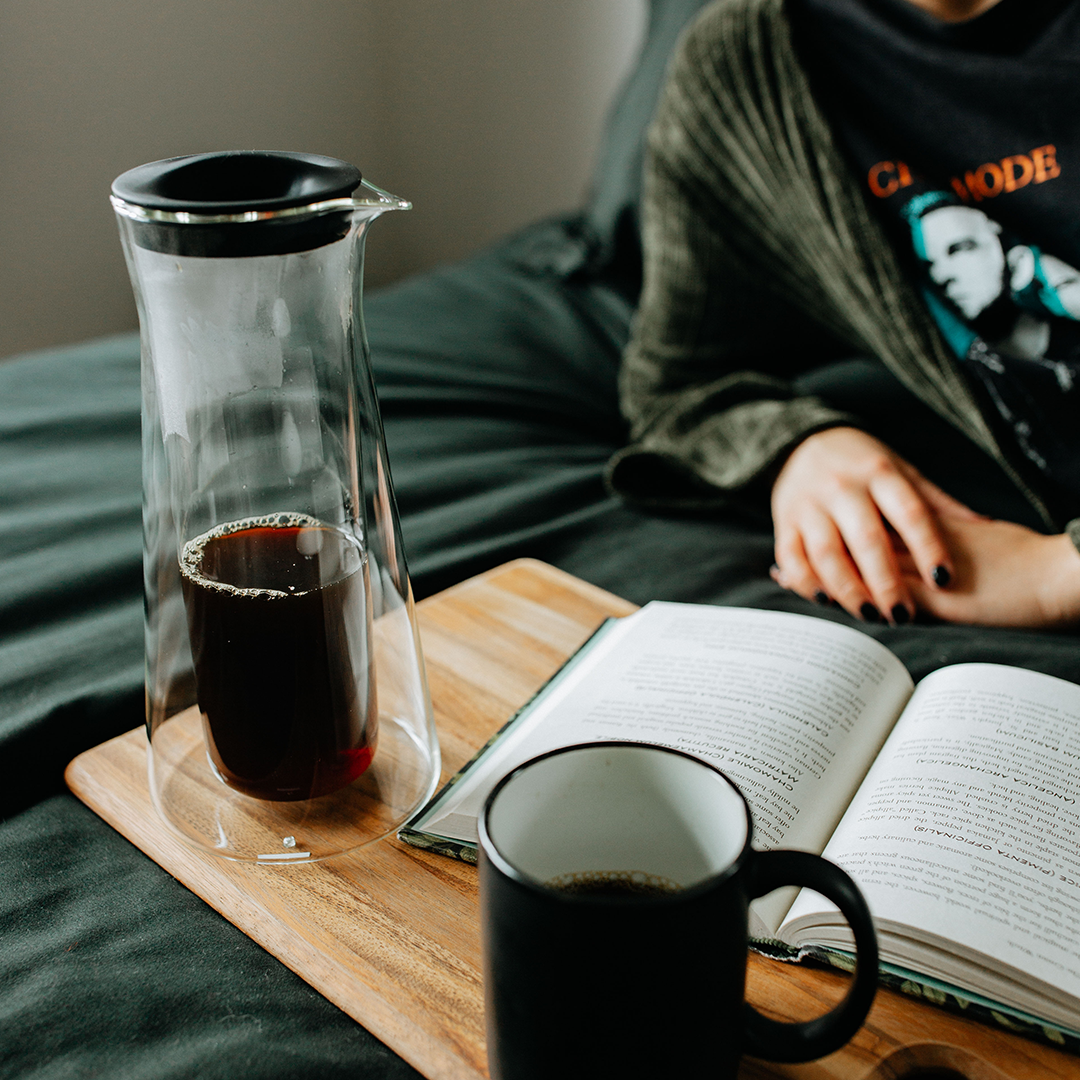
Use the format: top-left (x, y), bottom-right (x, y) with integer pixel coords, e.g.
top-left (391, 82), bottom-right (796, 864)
top-left (607, 0), bottom-right (864, 509)
top-left (608, 78), bottom-right (857, 508)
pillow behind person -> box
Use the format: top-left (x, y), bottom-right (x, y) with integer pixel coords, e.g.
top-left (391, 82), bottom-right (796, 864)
top-left (581, 0), bottom-right (714, 286)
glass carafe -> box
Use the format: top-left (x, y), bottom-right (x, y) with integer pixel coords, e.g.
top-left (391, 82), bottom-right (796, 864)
top-left (112, 151), bottom-right (440, 862)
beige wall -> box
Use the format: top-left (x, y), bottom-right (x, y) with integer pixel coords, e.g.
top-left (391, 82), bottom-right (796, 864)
top-left (0, 1), bottom-right (645, 359)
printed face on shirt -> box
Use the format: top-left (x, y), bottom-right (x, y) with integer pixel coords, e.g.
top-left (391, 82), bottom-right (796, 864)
top-left (918, 205), bottom-right (1007, 319)
top-left (1041, 253), bottom-right (1080, 319)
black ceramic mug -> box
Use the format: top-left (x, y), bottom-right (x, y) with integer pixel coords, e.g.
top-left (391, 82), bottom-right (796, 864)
top-left (478, 742), bottom-right (878, 1080)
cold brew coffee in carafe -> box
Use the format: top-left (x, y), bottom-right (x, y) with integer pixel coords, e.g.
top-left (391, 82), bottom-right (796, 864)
top-left (114, 151), bottom-right (439, 860)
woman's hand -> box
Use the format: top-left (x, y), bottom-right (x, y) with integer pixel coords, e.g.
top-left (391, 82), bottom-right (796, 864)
top-left (899, 517), bottom-right (1080, 628)
top-left (770, 427), bottom-right (981, 623)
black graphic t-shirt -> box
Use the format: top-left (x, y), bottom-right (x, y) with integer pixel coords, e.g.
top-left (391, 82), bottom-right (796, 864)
top-left (789, 0), bottom-right (1080, 498)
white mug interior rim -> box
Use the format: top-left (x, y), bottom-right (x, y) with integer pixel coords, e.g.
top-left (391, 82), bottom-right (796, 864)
top-left (481, 742), bottom-right (751, 892)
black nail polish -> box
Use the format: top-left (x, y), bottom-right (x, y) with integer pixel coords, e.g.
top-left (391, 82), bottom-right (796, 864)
top-left (860, 602), bottom-right (881, 623)
top-left (814, 590), bottom-right (830, 606)
top-left (932, 565), bottom-right (951, 588)
top-left (891, 604), bottom-right (910, 625)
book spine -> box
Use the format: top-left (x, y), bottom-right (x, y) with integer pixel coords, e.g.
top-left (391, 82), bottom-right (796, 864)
top-left (396, 618), bottom-right (618, 854)
top-left (396, 828), bottom-right (478, 864)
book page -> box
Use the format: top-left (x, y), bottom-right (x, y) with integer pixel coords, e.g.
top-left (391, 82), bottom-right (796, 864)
top-left (415, 603), bottom-right (913, 866)
top-left (783, 664), bottom-right (1080, 1014)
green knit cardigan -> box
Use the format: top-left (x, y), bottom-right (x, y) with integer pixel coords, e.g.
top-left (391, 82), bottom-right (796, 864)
top-left (607, 0), bottom-right (1079, 545)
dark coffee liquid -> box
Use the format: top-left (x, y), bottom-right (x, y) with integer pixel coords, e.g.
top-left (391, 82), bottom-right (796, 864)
top-left (547, 870), bottom-right (684, 899)
top-left (180, 514), bottom-right (377, 801)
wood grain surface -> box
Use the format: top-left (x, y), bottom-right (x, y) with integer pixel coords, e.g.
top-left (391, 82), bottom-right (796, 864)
top-left (66, 558), bottom-right (1080, 1080)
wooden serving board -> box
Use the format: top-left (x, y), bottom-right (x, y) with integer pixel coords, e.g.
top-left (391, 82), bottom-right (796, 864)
top-left (66, 558), bottom-right (1080, 1080)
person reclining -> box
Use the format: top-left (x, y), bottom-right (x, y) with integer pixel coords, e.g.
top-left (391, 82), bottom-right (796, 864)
top-left (608, 0), bottom-right (1080, 628)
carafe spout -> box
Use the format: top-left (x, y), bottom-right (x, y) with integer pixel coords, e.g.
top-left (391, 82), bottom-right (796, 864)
top-left (352, 177), bottom-right (411, 215)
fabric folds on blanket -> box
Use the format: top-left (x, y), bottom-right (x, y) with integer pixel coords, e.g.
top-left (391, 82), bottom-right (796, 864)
top-left (0, 334), bottom-right (144, 820)
top-left (0, 796), bottom-right (423, 1080)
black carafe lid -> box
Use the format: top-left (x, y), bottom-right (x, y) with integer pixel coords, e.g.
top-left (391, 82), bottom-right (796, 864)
top-left (112, 151), bottom-right (363, 257)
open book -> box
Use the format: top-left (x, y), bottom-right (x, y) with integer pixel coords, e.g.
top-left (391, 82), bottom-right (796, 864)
top-left (401, 602), bottom-right (1080, 1045)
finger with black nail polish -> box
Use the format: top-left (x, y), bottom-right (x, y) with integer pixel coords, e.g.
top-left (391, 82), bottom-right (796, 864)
top-left (860, 602), bottom-right (882, 623)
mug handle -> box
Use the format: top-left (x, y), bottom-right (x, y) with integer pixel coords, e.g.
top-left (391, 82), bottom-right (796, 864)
top-left (741, 849), bottom-right (879, 1063)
